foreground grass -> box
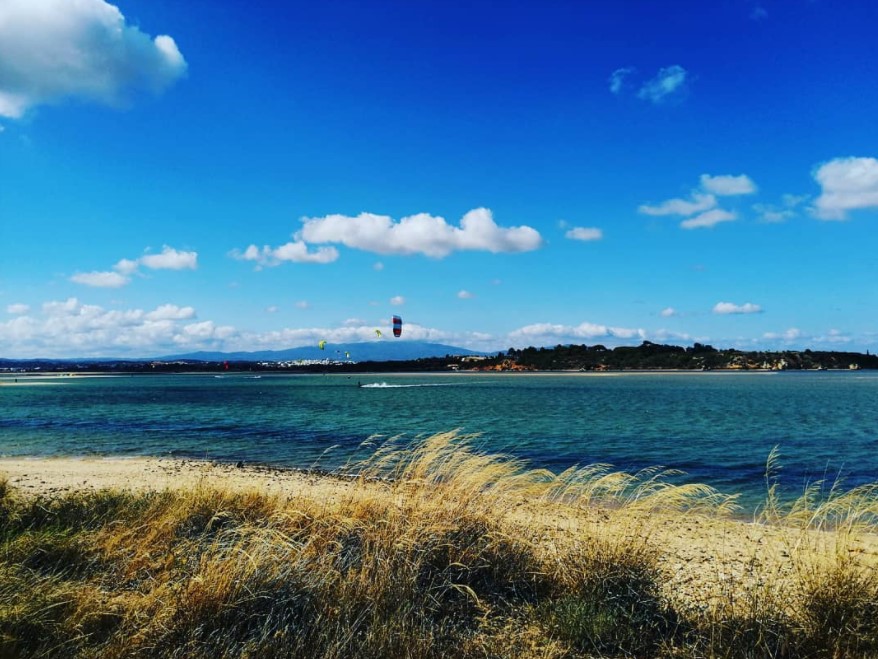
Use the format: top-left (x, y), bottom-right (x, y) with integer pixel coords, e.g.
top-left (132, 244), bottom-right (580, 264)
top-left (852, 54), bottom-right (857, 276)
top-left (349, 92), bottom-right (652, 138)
top-left (1, 433), bottom-right (877, 658)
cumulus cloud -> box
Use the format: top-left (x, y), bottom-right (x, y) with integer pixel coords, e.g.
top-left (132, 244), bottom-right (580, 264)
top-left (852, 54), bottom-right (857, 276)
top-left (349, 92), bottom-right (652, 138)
top-left (680, 209), bottom-right (737, 229)
top-left (0, 296), bottom-right (501, 357)
top-left (0, 0), bottom-right (186, 119)
top-left (660, 307), bottom-right (677, 317)
top-left (230, 242), bottom-right (339, 267)
top-left (297, 207), bottom-right (543, 258)
top-left (565, 227), bottom-right (603, 241)
top-left (699, 174), bottom-right (757, 196)
top-left (609, 67), bottom-right (634, 94)
top-left (713, 302), bottom-right (762, 315)
top-left (812, 157), bottom-right (878, 220)
top-left (70, 245), bottom-right (197, 287)
top-left (508, 321), bottom-right (646, 344)
top-left (0, 298), bottom-right (233, 357)
top-left (638, 193), bottom-right (717, 217)
top-left (265, 306), bottom-right (278, 314)
top-left (295, 300), bottom-right (310, 309)
top-left (69, 271), bottom-right (130, 288)
top-left (145, 304), bottom-right (195, 321)
top-left (640, 173), bottom-right (755, 229)
top-left (140, 246), bottom-right (197, 270)
top-left (390, 295), bottom-right (405, 306)
top-left (457, 290), bottom-right (475, 299)
top-left (637, 65), bottom-right (688, 104)
top-left (6, 303), bottom-right (30, 315)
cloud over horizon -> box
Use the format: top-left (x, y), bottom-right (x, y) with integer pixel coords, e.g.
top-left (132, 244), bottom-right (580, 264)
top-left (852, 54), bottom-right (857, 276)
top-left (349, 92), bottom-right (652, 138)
top-left (713, 302), bottom-right (763, 315)
top-left (508, 321), bottom-right (647, 344)
top-left (0, 0), bottom-right (186, 119)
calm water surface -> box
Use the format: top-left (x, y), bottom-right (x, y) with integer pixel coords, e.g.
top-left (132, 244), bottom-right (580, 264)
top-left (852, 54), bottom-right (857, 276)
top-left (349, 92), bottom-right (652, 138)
top-left (2, 371), bottom-right (877, 508)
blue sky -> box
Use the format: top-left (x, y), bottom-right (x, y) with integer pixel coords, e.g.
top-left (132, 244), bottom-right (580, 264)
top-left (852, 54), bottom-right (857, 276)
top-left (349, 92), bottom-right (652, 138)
top-left (2, 0), bottom-right (878, 358)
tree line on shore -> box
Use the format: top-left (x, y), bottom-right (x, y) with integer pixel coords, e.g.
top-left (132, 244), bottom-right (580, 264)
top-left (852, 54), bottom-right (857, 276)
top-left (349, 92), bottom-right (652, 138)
top-left (2, 341), bottom-right (876, 373)
top-left (500, 341), bottom-right (877, 371)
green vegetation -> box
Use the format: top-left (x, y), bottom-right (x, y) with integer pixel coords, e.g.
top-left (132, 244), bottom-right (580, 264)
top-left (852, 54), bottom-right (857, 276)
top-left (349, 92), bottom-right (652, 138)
top-left (2, 434), bottom-right (877, 657)
top-left (3, 341), bottom-right (876, 374)
top-left (503, 341), bottom-right (878, 371)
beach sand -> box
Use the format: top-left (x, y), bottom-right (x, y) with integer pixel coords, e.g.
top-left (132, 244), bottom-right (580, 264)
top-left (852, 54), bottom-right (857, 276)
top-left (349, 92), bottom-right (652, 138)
top-left (2, 456), bottom-right (877, 608)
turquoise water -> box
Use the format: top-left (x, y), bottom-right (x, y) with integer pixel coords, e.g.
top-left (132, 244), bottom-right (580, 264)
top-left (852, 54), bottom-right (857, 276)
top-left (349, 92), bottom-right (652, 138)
top-left (2, 371), bottom-right (877, 508)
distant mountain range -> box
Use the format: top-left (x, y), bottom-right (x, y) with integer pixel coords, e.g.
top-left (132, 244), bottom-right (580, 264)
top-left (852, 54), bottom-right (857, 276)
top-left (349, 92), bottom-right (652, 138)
top-left (158, 342), bottom-right (483, 363)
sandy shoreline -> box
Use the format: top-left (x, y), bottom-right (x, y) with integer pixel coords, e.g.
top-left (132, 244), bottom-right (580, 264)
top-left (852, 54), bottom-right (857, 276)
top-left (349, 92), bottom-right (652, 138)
top-left (2, 456), bottom-right (877, 608)
top-left (0, 456), bottom-right (356, 501)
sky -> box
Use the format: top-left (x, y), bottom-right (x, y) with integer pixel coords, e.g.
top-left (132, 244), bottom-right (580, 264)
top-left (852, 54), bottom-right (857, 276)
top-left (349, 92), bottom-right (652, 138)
top-left (1, 0), bottom-right (878, 358)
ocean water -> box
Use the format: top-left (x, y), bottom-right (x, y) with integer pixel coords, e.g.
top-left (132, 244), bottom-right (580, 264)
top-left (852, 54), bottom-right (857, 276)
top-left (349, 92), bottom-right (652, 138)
top-left (2, 371), bottom-right (877, 509)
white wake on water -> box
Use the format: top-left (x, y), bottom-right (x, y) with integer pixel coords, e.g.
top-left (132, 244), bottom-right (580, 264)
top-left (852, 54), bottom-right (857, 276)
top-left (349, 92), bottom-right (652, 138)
top-left (360, 382), bottom-right (454, 388)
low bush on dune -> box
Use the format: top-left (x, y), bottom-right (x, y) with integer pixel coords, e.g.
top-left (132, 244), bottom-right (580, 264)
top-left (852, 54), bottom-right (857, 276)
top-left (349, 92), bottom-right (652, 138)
top-left (1, 433), bottom-right (877, 657)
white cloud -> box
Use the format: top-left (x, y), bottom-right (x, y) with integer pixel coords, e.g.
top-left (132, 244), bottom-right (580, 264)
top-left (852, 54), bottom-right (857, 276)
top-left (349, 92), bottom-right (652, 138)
top-left (508, 321), bottom-right (646, 344)
top-left (0, 0), bottom-right (186, 119)
top-left (565, 227), bottom-right (603, 241)
top-left (713, 302), bottom-right (762, 315)
top-left (390, 295), bottom-right (405, 306)
top-left (609, 67), bottom-right (634, 94)
top-left (660, 307), bottom-right (677, 317)
top-left (297, 207), bottom-right (543, 258)
top-left (638, 192), bottom-right (717, 217)
top-left (70, 271), bottom-right (130, 288)
top-left (0, 298), bottom-right (229, 357)
top-left (680, 208), bottom-right (737, 229)
top-left (373, 261), bottom-right (384, 271)
top-left (140, 246), bottom-right (197, 270)
top-left (114, 258), bottom-right (140, 275)
top-left (295, 301), bottom-right (310, 309)
top-left (457, 290), bottom-right (475, 299)
top-left (6, 303), bottom-right (30, 314)
top-left (145, 304), bottom-right (195, 321)
top-left (699, 174), bottom-right (757, 196)
top-left (230, 241), bottom-right (339, 267)
top-left (640, 173), bottom-right (755, 227)
top-left (812, 157), bottom-right (878, 220)
top-left (265, 306), bottom-right (278, 314)
top-left (71, 245), bottom-right (197, 288)
top-left (637, 65), bottom-right (688, 104)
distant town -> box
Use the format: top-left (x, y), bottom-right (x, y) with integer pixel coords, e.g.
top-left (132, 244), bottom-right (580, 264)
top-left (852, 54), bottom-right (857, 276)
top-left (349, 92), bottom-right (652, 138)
top-left (1, 341), bottom-right (875, 374)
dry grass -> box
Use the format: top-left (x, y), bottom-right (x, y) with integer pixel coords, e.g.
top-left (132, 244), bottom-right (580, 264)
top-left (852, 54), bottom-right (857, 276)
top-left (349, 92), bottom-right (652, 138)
top-left (2, 432), bottom-right (877, 657)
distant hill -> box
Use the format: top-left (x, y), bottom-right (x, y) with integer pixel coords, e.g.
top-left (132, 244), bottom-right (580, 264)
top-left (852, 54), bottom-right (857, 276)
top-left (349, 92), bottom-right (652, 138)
top-left (159, 342), bottom-right (483, 363)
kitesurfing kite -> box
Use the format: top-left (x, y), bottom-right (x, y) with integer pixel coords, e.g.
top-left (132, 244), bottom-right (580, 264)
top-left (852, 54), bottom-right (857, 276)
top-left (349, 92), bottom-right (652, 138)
top-left (318, 339), bottom-right (326, 350)
top-left (375, 329), bottom-right (382, 338)
top-left (392, 315), bottom-right (402, 337)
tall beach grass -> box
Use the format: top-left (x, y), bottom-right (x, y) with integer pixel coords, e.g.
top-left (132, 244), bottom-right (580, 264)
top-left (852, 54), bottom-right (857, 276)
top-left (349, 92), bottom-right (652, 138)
top-left (2, 432), bottom-right (877, 657)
